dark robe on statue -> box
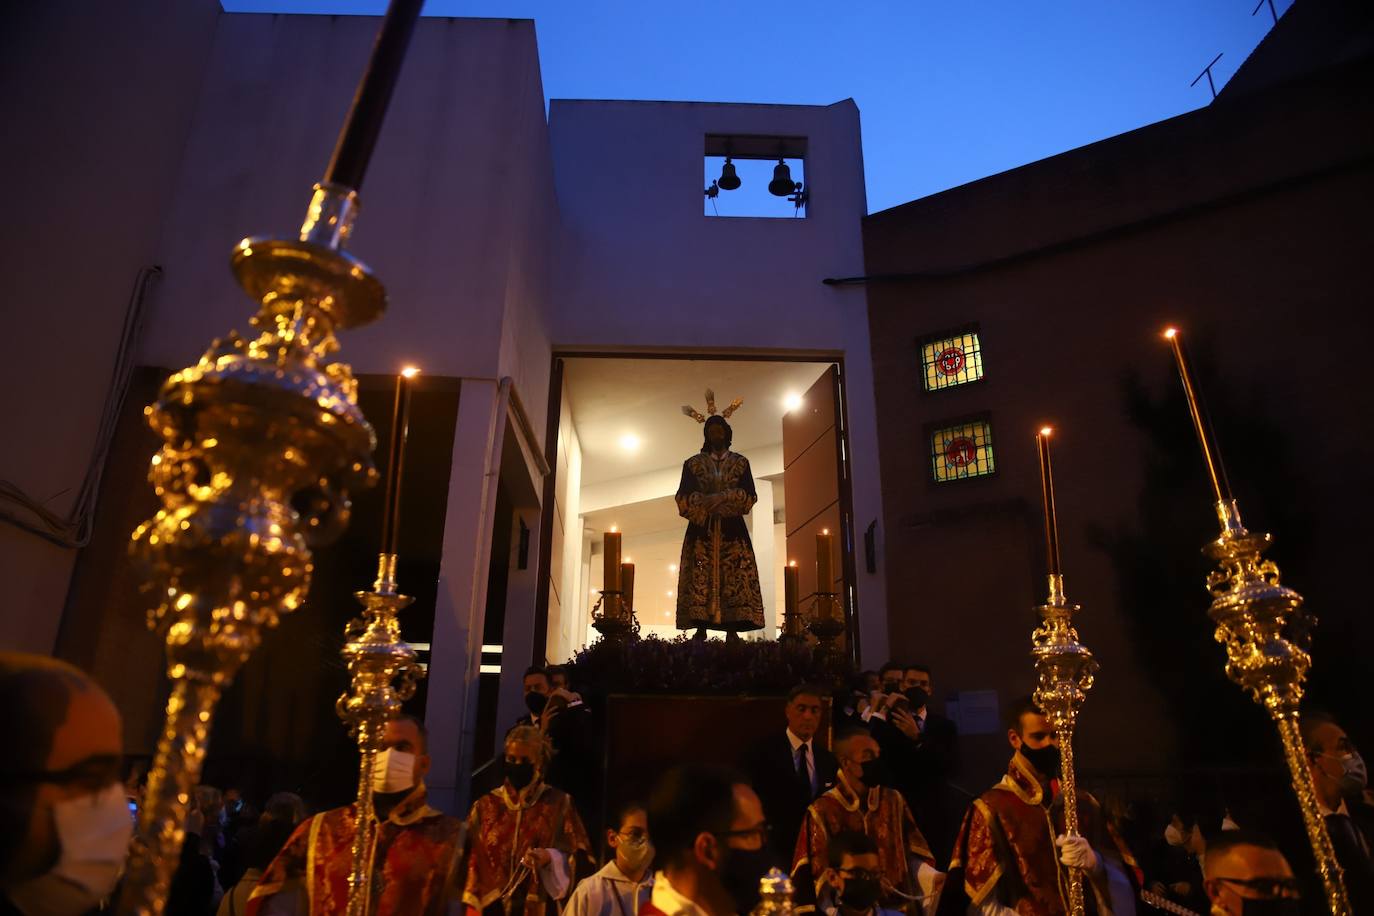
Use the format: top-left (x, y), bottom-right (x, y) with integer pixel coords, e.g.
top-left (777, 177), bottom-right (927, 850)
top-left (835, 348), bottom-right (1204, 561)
top-left (675, 449), bottom-right (765, 632)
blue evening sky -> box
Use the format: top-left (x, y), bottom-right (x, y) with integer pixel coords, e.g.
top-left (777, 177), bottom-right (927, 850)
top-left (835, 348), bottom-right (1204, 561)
top-left (220, 0), bottom-right (1293, 213)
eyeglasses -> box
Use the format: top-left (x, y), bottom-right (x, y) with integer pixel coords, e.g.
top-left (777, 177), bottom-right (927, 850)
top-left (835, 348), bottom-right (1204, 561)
top-left (9, 756), bottom-right (122, 793)
top-left (718, 824), bottom-right (772, 845)
top-left (1213, 876), bottom-right (1302, 898)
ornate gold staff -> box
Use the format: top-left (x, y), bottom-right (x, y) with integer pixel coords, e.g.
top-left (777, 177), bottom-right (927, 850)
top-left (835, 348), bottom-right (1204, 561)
top-left (1030, 427), bottom-right (1097, 916)
top-left (118, 2), bottom-right (424, 911)
top-left (337, 368), bottom-right (426, 916)
top-left (1163, 327), bottom-right (1350, 915)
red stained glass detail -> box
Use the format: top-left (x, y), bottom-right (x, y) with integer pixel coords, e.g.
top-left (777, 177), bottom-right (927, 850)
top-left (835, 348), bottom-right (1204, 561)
top-left (936, 346), bottom-right (965, 376)
top-left (945, 436), bottom-right (977, 467)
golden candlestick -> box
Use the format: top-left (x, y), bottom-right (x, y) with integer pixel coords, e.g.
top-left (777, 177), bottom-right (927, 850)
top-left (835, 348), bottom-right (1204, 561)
top-left (338, 552), bottom-right (424, 916)
top-left (117, 0), bottom-right (425, 906)
top-left (1030, 427), bottom-right (1097, 916)
top-left (1164, 327), bottom-right (1350, 915)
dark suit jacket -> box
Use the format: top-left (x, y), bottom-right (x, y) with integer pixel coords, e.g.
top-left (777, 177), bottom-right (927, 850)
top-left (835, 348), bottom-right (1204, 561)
top-left (869, 709), bottom-right (959, 864)
top-left (746, 731), bottom-right (838, 863)
top-left (1329, 800), bottom-right (1374, 916)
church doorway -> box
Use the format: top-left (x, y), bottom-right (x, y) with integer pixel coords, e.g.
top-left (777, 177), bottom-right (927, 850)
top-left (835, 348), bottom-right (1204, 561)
top-left (534, 354), bottom-right (859, 666)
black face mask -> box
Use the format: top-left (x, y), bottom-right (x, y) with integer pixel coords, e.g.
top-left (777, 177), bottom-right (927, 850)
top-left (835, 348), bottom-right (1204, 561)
top-left (717, 844), bottom-right (776, 914)
top-left (1238, 898), bottom-right (1302, 916)
top-left (839, 876), bottom-right (883, 911)
top-left (524, 692), bottom-right (549, 716)
top-left (1019, 744), bottom-right (1061, 780)
top-left (505, 760), bottom-right (536, 790)
top-left (904, 687), bottom-right (929, 709)
top-left (859, 758), bottom-right (891, 788)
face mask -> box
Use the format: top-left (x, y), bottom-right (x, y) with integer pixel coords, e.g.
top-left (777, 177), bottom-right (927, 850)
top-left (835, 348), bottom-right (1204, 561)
top-left (716, 843), bottom-right (776, 914)
top-left (904, 687), bottom-right (929, 710)
top-left (1164, 823), bottom-right (1185, 846)
top-left (1322, 752), bottom-right (1368, 794)
top-left (881, 680), bottom-right (900, 694)
top-left (505, 760), bottom-right (536, 791)
top-left (525, 692), bottom-right (549, 716)
top-left (859, 758), bottom-right (891, 788)
top-left (371, 748), bottom-right (416, 794)
top-left (6, 783), bottom-right (133, 916)
top-left (840, 876), bottom-right (883, 911)
top-left (1019, 744), bottom-right (1061, 779)
top-left (618, 835), bottom-right (654, 873)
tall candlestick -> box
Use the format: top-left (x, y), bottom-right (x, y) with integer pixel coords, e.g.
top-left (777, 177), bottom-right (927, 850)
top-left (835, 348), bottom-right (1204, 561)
top-left (1035, 427), bottom-right (1063, 587)
top-left (620, 561), bottom-right (635, 619)
top-left (1163, 328), bottom-right (1233, 505)
top-left (378, 367), bottom-right (417, 562)
top-left (784, 561), bottom-right (801, 637)
top-left (816, 528), bottom-right (834, 592)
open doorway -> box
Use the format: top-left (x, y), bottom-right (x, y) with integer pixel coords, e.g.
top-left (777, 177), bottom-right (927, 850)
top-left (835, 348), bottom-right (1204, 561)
top-left (538, 356), bottom-right (856, 663)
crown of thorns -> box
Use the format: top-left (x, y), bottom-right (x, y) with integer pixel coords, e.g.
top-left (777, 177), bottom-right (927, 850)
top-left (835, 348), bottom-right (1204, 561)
top-left (680, 388), bottom-right (743, 424)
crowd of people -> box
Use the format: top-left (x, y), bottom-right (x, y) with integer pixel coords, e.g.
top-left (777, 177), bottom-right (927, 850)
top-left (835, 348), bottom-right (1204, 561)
top-left (1, 651), bottom-right (1370, 916)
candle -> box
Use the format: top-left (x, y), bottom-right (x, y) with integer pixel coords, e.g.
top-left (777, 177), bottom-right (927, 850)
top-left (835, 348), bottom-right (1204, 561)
top-left (603, 529), bottom-right (622, 599)
top-left (620, 561), bottom-right (635, 618)
top-left (379, 367), bottom-right (418, 557)
top-left (784, 561), bottom-right (801, 636)
top-left (1164, 327), bottom-right (1233, 504)
top-left (816, 528), bottom-right (834, 593)
top-left (1035, 427), bottom-right (1062, 578)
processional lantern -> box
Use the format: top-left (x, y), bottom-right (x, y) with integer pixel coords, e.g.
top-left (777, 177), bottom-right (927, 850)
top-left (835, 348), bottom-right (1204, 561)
top-left (1029, 427), bottom-right (1097, 916)
top-left (119, 0), bottom-right (426, 910)
top-left (1163, 326), bottom-right (1351, 916)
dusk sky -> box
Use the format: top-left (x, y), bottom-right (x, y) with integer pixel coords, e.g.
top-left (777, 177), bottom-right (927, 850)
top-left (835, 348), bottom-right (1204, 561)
top-left (220, 0), bottom-right (1294, 213)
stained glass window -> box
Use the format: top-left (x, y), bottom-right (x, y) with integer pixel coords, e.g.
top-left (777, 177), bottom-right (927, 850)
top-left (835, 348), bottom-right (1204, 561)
top-left (930, 419), bottom-right (996, 483)
top-left (920, 328), bottom-right (984, 391)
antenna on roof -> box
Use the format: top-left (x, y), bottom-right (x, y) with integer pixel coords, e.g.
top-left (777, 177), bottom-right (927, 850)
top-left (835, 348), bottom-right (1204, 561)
top-left (1252, 0), bottom-right (1278, 26)
top-left (1190, 52), bottom-right (1224, 100)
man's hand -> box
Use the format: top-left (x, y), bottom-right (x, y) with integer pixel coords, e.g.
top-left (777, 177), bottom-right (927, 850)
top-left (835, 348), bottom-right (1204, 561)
top-left (891, 707), bottom-right (921, 740)
top-left (522, 848), bottom-right (553, 869)
top-left (1055, 834), bottom-right (1099, 871)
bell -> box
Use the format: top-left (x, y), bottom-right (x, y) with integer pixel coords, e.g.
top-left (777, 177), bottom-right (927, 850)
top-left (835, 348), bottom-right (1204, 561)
top-left (768, 158), bottom-right (795, 196)
top-left (718, 157), bottom-right (741, 191)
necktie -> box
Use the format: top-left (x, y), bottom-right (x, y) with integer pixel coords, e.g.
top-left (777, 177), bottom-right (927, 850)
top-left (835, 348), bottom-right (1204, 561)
top-left (797, 743), bottom-right (812, 797)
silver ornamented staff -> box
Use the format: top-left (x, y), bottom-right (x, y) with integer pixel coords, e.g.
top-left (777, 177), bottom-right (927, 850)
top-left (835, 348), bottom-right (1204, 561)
top-left (118, 1), bottom-right (425, 910)
top-left (337, 368), bottom-right (426, 916)
top-left (1030, 427), bottom-right (1098, 916)
top-left (1163, 327), bottom-right (1350, 916)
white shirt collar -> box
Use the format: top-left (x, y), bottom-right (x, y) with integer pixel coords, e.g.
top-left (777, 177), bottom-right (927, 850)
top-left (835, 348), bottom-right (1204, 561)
top-left (596, 860), bottom-right (655, 886)
top-left (651, 871), bottom-right (714, 916)
top-left (1319, 796), bottom-right (1351, 818)
top-left (786, 729), bottom-right (811, 753)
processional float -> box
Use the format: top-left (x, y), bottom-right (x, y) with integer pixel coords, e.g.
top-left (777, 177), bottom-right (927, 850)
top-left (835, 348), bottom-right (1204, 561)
top-left (1163, 328), bottom-right (1350, 915)
top-left (1029, 427), bottom-right (1097, 916)
top-left (118, 0), bottom-right (425, 910)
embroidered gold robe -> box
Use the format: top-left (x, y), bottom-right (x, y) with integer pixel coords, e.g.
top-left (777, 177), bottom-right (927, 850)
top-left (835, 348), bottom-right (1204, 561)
top-left (463, 782), bottom-right (593, 916)
top-left (674, 449), bottom-right (764, 631)
top-left (246, 784), bottom-right (464, 915)
top-left (791, 775), bottom-right (935, 914)
top-left (949, 753), bottom-right (1136, 915)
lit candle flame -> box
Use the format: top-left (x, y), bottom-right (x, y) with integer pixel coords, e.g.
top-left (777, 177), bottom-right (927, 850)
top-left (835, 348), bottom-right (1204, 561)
top-left (1163, 327), bottom-right (1178, 339)
top-left (401, 365), bottom-right (420, 378)
top-left (1039, 426), bottom-right (1053, 437)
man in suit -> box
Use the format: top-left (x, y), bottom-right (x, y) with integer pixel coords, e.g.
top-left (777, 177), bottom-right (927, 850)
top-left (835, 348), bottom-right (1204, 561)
top-left (866, 664), bottom-right (959, 865)
top-left (1302, 711), bottom-right (1373, 914)
top-left (747, 683), bottom-right (839, 863)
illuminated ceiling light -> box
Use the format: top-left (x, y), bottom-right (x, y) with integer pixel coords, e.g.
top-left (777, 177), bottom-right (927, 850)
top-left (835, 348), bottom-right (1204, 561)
top-left (668, 563), bottom-right (677, 573)
top-left (783, 392), bottom-right (802, 412)
top-left (619, 433), bottom-right (642, 452)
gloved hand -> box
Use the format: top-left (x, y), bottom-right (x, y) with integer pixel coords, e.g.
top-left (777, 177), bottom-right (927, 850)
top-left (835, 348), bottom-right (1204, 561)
top-left (1055, 834), bottom-right (1099, 871)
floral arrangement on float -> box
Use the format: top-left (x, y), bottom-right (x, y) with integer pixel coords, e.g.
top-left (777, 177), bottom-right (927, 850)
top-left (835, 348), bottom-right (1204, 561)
top-left (563, 634), bottom-right (845, 698)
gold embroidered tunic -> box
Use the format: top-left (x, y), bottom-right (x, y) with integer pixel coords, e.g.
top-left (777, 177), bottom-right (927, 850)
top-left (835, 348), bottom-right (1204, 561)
top-left (674, 449), bottom-right (765, 631)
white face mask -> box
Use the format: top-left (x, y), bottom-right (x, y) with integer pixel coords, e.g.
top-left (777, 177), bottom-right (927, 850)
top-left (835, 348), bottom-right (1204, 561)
top-left (7, 783), bottom-right (133, 916)
top-left (371, 748), bottom-right (417, 794)
top-left (1164, 823), bottom-right (1185, 847)
top-left (618, 835), bottom-right (654, 873)
top-left (1323, 751), bottom-right (1368, 794)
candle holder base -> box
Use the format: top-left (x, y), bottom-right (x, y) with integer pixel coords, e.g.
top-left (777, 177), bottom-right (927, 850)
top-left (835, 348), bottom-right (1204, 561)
top-left (807, 594), bottom-right (846, 670)
top-left (591, 589), bottom-right (638, 644)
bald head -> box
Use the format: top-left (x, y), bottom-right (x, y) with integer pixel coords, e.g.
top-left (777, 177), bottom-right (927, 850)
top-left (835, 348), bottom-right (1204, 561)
top-left (0, 652), bottom-right (123, 884)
